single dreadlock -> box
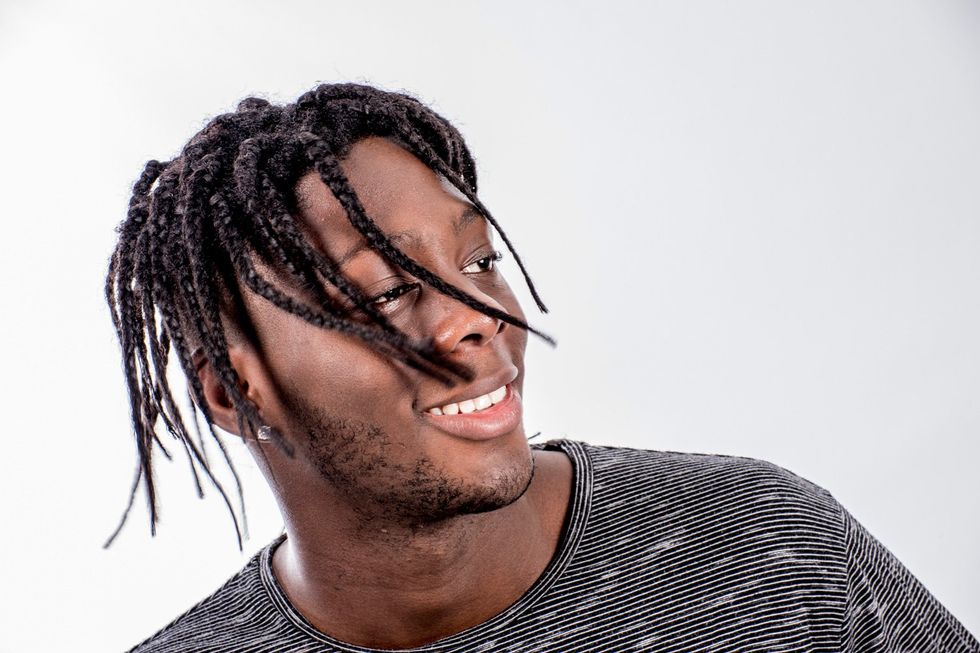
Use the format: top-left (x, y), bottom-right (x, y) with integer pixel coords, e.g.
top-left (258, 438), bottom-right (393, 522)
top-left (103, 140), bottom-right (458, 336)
top-left (105, 83), bottom-right (553, 548)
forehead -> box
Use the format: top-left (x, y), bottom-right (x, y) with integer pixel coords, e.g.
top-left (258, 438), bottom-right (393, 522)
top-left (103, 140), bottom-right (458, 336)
top-left (293, 137), bottom-right (483, 263)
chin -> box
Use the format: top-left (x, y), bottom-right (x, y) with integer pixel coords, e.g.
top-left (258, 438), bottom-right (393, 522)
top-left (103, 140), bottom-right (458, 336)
top-left (447, 450), bottom-right (536, 516)
top-left (385, 436), bottom-right (536, 526)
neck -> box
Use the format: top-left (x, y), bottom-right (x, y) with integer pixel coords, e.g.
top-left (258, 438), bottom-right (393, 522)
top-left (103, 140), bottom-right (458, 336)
top-left (271, 449), bottom-right (572, 649)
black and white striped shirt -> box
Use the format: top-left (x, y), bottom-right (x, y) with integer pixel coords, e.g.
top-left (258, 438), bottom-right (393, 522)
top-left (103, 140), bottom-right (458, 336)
top-left (129, 439), bottom-right (979, 652)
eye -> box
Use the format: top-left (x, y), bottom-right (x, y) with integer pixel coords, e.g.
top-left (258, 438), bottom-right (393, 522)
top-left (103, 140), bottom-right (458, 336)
top-left (370, 282), bottom-right (421, 307)
top-left (462, 250), bottom-right (503, 274)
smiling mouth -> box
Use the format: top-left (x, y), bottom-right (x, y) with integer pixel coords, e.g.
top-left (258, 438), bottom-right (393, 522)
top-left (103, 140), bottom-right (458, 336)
top-left (420, 384), bottom-right (523, 441)
top-left (425, 385), bottom-right (508, 416)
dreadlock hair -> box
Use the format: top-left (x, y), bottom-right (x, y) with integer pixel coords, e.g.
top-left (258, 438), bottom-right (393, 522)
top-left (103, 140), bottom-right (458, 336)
top-left (105, 83), bottom-right (553, 549)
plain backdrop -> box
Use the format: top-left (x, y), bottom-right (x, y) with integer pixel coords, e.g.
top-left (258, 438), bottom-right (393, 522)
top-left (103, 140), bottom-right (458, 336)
top-left (0, 1), bottom-right (977, 650)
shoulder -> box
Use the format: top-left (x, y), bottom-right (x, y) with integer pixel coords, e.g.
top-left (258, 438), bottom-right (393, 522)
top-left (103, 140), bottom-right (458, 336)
top-left (577, 439), bottom-right (836, 496)
top-left (565, 439), bottom-right (847, 546)
top-left (558, 440), bottom-right (854, 631)
top-left (127, 545), bottom-right (285, 653)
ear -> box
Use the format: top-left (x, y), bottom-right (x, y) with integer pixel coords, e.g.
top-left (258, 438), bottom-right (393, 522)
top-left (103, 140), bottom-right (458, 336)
top-left (195, 344), bottom-right (266, 438)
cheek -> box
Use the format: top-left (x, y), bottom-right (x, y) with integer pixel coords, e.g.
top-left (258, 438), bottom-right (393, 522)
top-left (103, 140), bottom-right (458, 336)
top-left (266, 324), bottom-right (418, 425)
top-left (495, 277), bottom-right (528, 326)
top-left (497, 282), bottom-right (528, 354)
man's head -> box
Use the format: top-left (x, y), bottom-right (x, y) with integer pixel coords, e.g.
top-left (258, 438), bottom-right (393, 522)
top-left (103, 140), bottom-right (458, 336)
top-left (106, 83), bottom-right (551, 546)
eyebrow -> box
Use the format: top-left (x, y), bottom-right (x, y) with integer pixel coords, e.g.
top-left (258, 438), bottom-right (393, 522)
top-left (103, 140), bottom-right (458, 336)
top-left (336, 205), bottom-right (484, 268)
top-left (453, 204), bottom-right (483, 235)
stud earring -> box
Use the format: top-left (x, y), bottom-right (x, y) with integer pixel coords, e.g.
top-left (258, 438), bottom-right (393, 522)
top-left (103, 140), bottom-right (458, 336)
top-left (256, 425), bottom-right (273, 442)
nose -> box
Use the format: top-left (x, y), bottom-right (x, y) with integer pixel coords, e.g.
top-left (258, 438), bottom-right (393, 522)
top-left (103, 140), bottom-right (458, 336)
top-left (427, 287), bottom-right (507, 357)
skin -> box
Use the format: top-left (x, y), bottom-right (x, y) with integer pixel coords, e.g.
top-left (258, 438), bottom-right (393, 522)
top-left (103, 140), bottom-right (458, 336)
top-left (198, 137), bottom-right (573, 648)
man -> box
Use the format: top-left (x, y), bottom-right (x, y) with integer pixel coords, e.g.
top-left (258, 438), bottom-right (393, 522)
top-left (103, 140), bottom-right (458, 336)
top-left (109, 83), bottom-right (978, 652)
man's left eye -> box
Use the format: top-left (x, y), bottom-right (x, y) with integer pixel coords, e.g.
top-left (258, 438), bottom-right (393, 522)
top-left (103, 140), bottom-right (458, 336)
top-left (462, 250), bottom-right (503, 274)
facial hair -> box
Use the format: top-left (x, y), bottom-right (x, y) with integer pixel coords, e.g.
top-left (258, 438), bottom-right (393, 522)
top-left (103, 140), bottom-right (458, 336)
top-left (279, 385), bottom-right (535, 528)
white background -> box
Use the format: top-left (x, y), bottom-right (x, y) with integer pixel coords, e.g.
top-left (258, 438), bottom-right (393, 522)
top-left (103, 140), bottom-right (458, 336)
top-left (0, 1), bottom-right (977, 649)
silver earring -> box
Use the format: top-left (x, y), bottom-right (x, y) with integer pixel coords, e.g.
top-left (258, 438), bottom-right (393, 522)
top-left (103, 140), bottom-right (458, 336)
top-left (256, 425), bottom-right (273, 442)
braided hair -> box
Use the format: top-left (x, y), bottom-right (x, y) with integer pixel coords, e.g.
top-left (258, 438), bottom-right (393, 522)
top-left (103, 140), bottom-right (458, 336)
top-left (105, 83), bottom-right (552, 548)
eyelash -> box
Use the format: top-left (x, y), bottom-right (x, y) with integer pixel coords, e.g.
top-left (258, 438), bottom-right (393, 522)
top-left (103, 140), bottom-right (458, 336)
top-left (370, 250), bottom-right (503, 307)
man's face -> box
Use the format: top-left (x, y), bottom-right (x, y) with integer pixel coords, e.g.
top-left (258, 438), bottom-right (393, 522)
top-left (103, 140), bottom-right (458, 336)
top-left (240, 137), bottom-right (532, 526)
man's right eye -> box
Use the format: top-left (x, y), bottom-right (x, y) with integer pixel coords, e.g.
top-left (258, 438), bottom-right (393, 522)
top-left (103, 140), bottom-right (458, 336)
top-left (369, 282), bottom-right (421, 307)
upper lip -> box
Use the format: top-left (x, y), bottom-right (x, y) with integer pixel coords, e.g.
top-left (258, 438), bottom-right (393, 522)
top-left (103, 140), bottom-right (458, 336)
top-left (421, 367), bottom-right (517, 412)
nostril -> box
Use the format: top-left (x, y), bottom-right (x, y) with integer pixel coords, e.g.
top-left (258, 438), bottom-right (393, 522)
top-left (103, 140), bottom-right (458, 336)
top-left (431, 292), bottom-right (507, 354)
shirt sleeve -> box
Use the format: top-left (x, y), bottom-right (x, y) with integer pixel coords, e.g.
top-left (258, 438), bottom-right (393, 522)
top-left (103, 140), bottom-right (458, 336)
top-left (839, 506), bottom-right (979, 652)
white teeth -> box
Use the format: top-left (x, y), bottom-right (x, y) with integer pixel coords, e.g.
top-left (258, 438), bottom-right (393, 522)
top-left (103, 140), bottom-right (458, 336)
top-left (427, 385), bottom-right (508, 415)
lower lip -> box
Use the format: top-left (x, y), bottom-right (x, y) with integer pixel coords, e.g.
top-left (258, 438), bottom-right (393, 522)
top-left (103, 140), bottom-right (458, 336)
top-left (420, 384), bottom-right (523, 441)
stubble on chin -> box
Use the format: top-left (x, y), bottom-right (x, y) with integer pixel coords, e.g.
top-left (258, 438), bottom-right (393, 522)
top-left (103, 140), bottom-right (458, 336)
top-left (283, 392), bottom-right (534, 528)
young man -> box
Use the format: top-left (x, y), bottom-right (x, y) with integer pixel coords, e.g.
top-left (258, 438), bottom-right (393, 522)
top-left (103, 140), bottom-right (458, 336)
top-left (109, 83), bottom-right (978, 652)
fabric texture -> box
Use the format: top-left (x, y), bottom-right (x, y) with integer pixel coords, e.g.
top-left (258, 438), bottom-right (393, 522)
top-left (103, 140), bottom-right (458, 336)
top-left (128, 439), bottom-right (979, 652)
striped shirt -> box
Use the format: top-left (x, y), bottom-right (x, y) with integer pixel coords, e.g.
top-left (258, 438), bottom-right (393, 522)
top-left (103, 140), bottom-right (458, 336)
top-left (129, 439), bottom-right (979, 652)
